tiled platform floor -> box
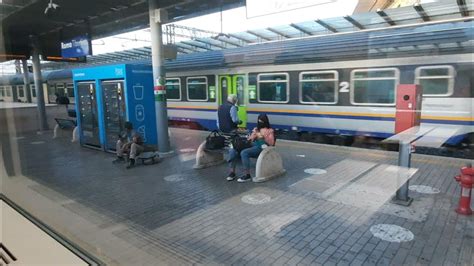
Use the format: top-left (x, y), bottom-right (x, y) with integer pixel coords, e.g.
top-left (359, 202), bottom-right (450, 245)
top-left (1, 128), bottom-right (473, 265)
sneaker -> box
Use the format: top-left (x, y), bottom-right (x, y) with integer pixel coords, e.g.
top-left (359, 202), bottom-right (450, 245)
top-left (112, 157), bottom-right (125, 164)
top-left (237, 174), bottom-right (252, 183)
top-left (226, 172), bottom-right (236, 181)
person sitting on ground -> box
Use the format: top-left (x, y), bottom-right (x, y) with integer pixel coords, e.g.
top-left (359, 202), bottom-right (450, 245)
top-left (126, 132), bottom-right (144, 169)
top-left (227, 114), bottom-right (275, 182)
top-left (114, 122), bottom-right (136, 163)
top-left (217, 94), bottom-right (241, 133)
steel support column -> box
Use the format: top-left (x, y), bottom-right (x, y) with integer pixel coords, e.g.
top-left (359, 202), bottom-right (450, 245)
top-left (30, 36), bottom-right (48, 131)
top-left (149, 0), bottom-right (171, 153)
top-left (21, 59), bottom-right (32, 103)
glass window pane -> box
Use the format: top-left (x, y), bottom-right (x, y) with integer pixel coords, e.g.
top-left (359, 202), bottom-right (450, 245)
top-left (301, 81), bottom-right (335, 103)
top-left (188, 78), bottom-right (206, 84)
top-left (353, 80), bottom-right (395, 104)
top-left (302, 73), bottom-right (335, 80)
top-left (419, 79), bottom-right (449, 94)
top-left (236, 76), bottom-right (245, 105)
top-left (259, 82), bottom-right (287, 102)
top-left (354, 70), bottom-right (395, 79)
top-left (56, 84), bottom-right (65, 96)
top-left (166, 80), bottom-right (181, 100)
top-left (18, 87), bottom-right (25, 97)
top-left (420, 68), bottom-right (449, 76)
top-left (67, 84), bottom-right (74, 97)
top-left (259, 74), bottom-right (287, 81)
top-left (6, 87), bottom-right (11, 97)
top-left (188, 83), bottom-right (207, 100)
top-left (31, 86), bottom-right (36, 97)
top-left (0, 87), bottom-right (4, 97)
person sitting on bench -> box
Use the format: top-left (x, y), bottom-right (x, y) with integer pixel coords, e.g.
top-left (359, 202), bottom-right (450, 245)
top-left (226, 114), bottom-right (275, 182)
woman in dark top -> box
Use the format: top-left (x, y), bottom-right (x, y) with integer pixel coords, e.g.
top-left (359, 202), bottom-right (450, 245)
top-left (227, 114), bottom-right (275, 182)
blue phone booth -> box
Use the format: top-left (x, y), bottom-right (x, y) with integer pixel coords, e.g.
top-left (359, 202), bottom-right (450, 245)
top-left (72, 64), bottom-right (157, 152)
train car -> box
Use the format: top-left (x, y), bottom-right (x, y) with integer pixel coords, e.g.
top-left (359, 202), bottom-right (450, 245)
top-left (163, 20), bottom-right (473, 146)
top-left (44, 69), bottom-right (74, 104)
top-left (0, 70), bottom-right (73, 104)
top-left (1, 20), bottom-right (471, 147)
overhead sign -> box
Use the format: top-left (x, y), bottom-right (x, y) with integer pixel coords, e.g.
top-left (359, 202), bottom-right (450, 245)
top-left (43, 56), bottom-right (87, 63)
top-left (246, 0), bottom-right (337, 18)
top-left (61, 35), bottom-right (91, 58)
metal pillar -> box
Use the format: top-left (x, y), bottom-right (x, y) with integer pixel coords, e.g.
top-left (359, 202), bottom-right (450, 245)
top-left (30, 36), bottom-right (49, 131)
top-left (21, 59), bottom-right (32, 103)
top-left (149, 0), bottom-right (171, 153)
top-left (393, 141), bottom-right (413, 206)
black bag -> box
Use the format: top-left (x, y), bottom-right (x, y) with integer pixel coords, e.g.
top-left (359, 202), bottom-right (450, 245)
top-left (232, 135), bottom-right (253, 153)
top-left (205, 130), bottom-right (226, 150)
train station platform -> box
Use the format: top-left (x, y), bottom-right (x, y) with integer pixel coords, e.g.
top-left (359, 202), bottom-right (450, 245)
top-left (0, 102), bottom-right (70, 135)
top-left (1, 128), bottom-right (473, 265)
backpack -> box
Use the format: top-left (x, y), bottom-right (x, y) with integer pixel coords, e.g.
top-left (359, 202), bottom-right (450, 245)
top-left (205, 130), bottom-right (226, 150)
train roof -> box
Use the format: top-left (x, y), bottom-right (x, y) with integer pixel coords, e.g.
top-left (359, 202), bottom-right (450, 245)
top-left (2, 20), bottom-right (473, 82)
top-left (164, 21), bottom-right (474, 71)
top-left (0, 69), bottom-right (73, 85)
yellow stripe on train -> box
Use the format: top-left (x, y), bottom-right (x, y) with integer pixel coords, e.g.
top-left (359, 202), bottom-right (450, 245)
top-left (167, 105), bottom-right (473, 122)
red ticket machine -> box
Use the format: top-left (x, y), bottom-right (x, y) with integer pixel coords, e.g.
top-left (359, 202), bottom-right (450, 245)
top-left (395, 84), bottom-right (423, 134)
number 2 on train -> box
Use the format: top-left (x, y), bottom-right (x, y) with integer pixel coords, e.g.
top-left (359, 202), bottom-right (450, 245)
top-left (339, 81), bottom-right (349, 93)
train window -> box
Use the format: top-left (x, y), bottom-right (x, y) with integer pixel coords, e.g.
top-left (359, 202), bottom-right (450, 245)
top-left (18, 86), bottom-right (25, 97)
top-left (299, 71), bottom-right (338, 104)
top-left (187, 77), bottom-right (208, 101)
top-left (5, 86), bottom-right (12, 97)
top-left (55, 83), bottom-right (65, 96)
top-left (351, 68), bottom-right (399, 106)
top-left (0, 87), bottom-right (4, 97)
top-left (415, 65), bottom-right (455, 96)
top-left (166, 78), bottom-right (181, 101)
top-left (257, 73), bottom-right (289, 103)
top-left (30, 85), bottom-right (37, 97)
top-left (66, 83), bottom-right (75, 97)
top-left (236, 76), bottom-right (245, 105)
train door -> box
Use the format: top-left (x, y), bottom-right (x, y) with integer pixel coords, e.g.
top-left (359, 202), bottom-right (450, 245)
top-left (218, 74), bottom-right (247, 128)
top-left (77, 81), bottom-right (102, 149)
top-left (17, 85), bottom-right (27, 102)
top-left (101, 80), bottom-right (127, 152)
top-left (3, 86), bottom-right (14, 102)
top-left (66, 83), bottom-right (75, 104)
top-left (29, 84), bottom-right (37, 103)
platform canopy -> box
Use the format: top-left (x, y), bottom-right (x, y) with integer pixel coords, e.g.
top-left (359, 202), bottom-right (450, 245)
top-left (0, 0), bottom-right (245, 62)
top-left (40, 0), bottom-right (473, 70)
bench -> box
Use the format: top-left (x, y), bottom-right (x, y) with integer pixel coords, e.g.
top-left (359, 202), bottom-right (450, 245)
top-left (193, 137), bottom-right (286, 183)
top-left (55, 118), bottom-right (76, 129)
top-left (53, 118), bottom-right (77, 141)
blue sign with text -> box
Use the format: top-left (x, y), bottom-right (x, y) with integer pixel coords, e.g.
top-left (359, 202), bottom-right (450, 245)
top-left (61, 35), bottom-right (91, 58)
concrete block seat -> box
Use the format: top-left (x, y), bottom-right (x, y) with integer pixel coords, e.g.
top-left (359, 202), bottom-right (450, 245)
top-left (193, 137), bottom-right (286, 182)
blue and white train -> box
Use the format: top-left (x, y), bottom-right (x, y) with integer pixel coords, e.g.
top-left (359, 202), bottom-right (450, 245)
top-left (1, 20), bottom-right (472, 146)
top-left (163, 20), bottom-right (473, 145)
